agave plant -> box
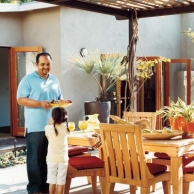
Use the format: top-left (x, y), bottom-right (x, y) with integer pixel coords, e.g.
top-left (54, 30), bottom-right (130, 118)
top-left (71, 50), bottom-right (170, 108)
top-left (70, 50), bottom-right (128, 102)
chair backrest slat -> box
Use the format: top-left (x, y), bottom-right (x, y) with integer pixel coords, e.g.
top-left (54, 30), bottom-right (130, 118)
top-left (112, 131), bottom-right (124, 178)
top-left (120, 133), bottom-right (131, 178)
top-left (106, 131), bottom-right (117, 177)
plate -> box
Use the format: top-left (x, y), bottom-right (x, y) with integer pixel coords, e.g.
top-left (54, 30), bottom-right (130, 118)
top-left (50, 102), bottom-right (73, 108)
top-left (142, 130), bottom-right (183, 140)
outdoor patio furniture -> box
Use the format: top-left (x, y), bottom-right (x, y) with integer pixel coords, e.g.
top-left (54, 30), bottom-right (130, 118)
top-left (183, 151), bottom-right (194, 194)
top-left (68, 145), bottom-right (90, 157)
top-left (65, 156), bottom-right (106, 194)
top-left (99, 123), bottom-right (171, 194)
top-left (153, 150), bottom-right (194, 193)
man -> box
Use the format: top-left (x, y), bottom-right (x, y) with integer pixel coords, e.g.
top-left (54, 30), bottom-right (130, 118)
top-left (17, 52), bottom-right (65, 194)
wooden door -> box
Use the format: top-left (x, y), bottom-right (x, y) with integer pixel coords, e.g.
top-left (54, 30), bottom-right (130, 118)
top-left (163, 58), bottom-right (192, 126)
top-left (10, 46), bottom-right (42, 136)
top-left (164, 59), bottom-right (191, 106)
top-left (115, 56), bottom-right (163, 129)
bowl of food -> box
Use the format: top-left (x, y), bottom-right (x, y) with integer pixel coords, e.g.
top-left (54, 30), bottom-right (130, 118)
top-left (50, 100), bottom-right (73, 107)
top-left (142, 128), bottom-right (183, 140)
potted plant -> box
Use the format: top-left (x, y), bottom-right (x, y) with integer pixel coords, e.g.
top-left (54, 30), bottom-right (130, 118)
top-left (70, 50), bottom-right (128, 122)
top-left (156, 98), bottom-right (194, 137)
top-left (70, 50), bottom-right (166, 122)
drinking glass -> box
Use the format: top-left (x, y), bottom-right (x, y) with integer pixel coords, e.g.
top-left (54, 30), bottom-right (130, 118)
top-left (78, 120), bottom-right (88, 133)
top-left (68, 122), bottom-right (75, 132)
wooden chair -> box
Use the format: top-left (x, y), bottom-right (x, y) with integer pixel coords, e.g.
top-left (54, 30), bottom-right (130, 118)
top-left (65, 155), bottom-right (106, 194)
top-left (151, 148), bottom-right (194, 192)
top-left (152, 150), bottom-right (194, 194)
top-left (123, 111), bottom-right (156, 131)
top-left (99, 123), bottom-right (171, 194)
top-left (183, 151), bottom-right (194, 194)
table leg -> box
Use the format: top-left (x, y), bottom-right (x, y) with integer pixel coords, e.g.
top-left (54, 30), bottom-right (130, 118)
top-left (171, 156), bottom-right (183, 194)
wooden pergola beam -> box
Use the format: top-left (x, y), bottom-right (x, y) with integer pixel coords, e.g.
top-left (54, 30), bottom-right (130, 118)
top-left (37, 0), bottom-right (194, 19)
top-left (138, 5), bottom-right (194, 18)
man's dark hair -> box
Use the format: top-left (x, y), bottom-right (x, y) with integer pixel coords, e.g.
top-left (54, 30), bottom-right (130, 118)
top-left (36, 52), bottom-right (52, 63)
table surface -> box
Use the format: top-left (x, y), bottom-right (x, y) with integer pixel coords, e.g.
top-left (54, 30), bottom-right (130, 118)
top-left (68, 130), bottom-right (98, 147)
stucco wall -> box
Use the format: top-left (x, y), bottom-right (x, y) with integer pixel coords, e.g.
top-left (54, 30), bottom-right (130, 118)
top-left (0, 4), bottom-right (190, 127)
top-left (59, 7), bottom-right (129, 122)
top-left (0, 12), bottom-right (23, 46)
top-left (137, 15), bottom-right (181, 58)
top-left (22, 7), bottom-right (62, 82)
top-left (19, 8), bottom-right (194, 130)
top-left (181, 13), bottom-right (194, 59)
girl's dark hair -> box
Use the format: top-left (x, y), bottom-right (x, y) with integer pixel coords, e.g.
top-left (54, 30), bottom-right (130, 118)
top-left (51, 107), bottom-right (70, 136)
top-left (36, 52), bottom-right (52, 63)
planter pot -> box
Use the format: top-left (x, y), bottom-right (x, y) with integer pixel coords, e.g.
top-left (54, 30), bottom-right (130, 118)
top-left (84, 101), bottom-right (111, 123)
top-left (170, 116), bottom-right (186, 131)
top-left (169, 117), bottom-right (194, 138)
top-left (170, 117), bottom-right (179, 130)
top-left (180, 121), bottom-right (194, 139)
top-left (186, 122), bottom-right (194, 134)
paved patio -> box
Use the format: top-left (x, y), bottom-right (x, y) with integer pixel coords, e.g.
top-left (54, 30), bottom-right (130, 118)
top-left (1, 155), bottom-right (194, 194)
top-left (0, 162), bottom-right (180, 194)
top-left (1, 137), bottom-right (194, 193)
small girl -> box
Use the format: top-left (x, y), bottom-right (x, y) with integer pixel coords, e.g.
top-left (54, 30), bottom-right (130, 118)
top-left (45, 107), bottom-right (70, 194)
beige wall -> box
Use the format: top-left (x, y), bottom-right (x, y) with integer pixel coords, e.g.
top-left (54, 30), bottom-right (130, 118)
top-left (59, 7), bottom-right (129, 122)
top-left (0, 12), bottom-right (23, 46)
top-left (22, 7), bottom-right (62, 82)
top-left (137, 15), bottom-right (181, 59)
top-left (0, 4), bottom-right (189, 126)
top-left (0, 6), bottom-right (129, 124)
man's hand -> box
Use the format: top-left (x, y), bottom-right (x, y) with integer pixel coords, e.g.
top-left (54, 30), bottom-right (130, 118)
top-left (40, 101), bottom-right (52, 109)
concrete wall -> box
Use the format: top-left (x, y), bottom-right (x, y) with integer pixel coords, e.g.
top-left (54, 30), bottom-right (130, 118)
top-left (0, 12), bottom-right (23, 46)
top-left (137, 15), bottom-right (181, 58)
top-left (0, 4), bottom-right (192, 127)
top-left (60, 7), bottom-right (129, 122)
top-left (22, 7), bottom-right (62, 82)
top-left (181, 13), bottom-right (194, 59)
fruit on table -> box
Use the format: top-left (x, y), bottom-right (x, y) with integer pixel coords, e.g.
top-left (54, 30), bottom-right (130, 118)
top-left (162, 128), bottom-right (173, 133)
top-left (142, 129), bottom-right (152, 133)
top-left (142, 128), bottom-right (173, 134)
top-left (152, 130), bottom-right (162, 133)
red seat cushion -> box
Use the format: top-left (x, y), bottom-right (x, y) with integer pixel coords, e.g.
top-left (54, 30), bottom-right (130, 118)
top-left (147, 163), bottom-right (167, 175)
top-left (69, 156), bottom-right (104, 170)
top-left (154, 151), bottom-right (194, 173)
top-left (68, 145), bottom-right (88, 156)
top-left (183, 154), bottom-right (194, 173)
top-left (154, 152), bottom-right (170, 159)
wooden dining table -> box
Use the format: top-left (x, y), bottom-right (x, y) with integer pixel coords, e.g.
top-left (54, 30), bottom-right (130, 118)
top-left (143, 137), bottom-right (194, 194)
top-left (68, 131), bottom-right (194, 194)
top-left (68, 130), bottom-right (98, 147)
